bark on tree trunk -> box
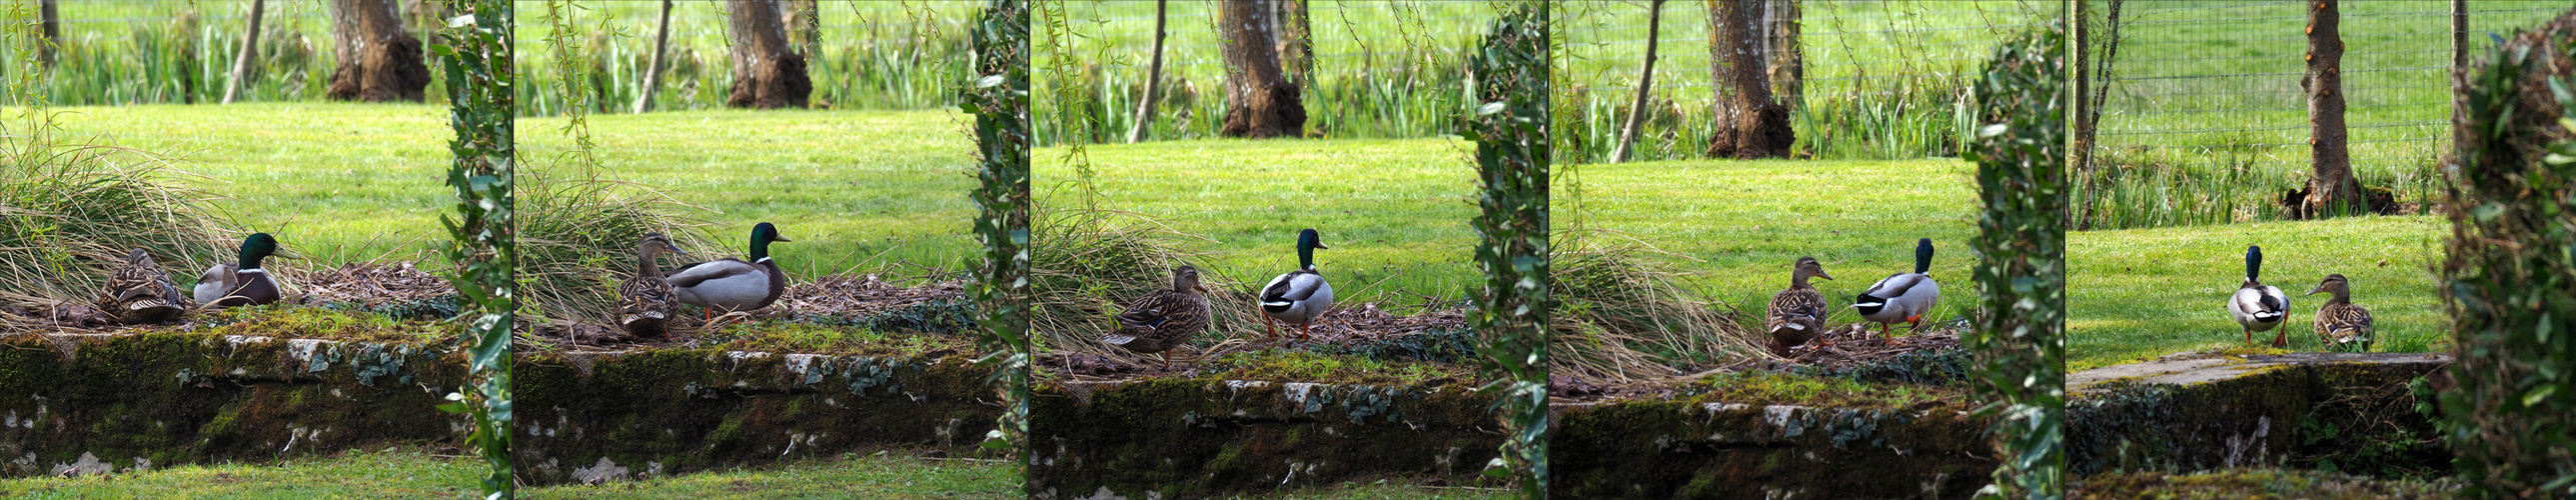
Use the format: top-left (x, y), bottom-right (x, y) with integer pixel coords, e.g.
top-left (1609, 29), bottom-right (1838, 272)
top-left (1218, 0), bottom-right (1305, 139)
top-left (325, 0), bottom-right (429, 102)
top-left (2304, 0), bottom-right (2360, 217)
top-left (636, 0), bottom-right (676, 114)
top-left (224, 0), bottom-right (268, 104)
top-left (37, 0), bottom-right (58, 68)
top-left (1277, 0), bottom-right (1313, 96)
top-left (1766, 0), bottom-right (1802, 115)
top-left (726, 0), bottom-right (811, 109)
top-left (1613, 0), bottom-right (1670, 164)
top-left (1129, 0), bottom-right (1171, 143)
top-left (1707, 0), bottom-right (1793, 159)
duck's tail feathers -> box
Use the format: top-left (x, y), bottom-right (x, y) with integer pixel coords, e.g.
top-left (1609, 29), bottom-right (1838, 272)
top-left (1100, 334), bottom-right (1138, 345)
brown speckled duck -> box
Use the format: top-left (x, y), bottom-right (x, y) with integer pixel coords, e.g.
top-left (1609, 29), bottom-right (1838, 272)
top-left (2307, 274), bottom-right (2374, 352)
top-left (1103, 265), bottom-right (1209, 370)
top-left (618, 233), bottom-right (689, 338)
top-left (97, 248), bottom-right (191, 324)
top-left (1766, 257), bottom-right (1832, 356)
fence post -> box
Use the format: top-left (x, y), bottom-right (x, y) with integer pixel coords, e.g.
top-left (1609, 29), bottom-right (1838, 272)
top-left (2304, 0), bottom-right (2359, 218)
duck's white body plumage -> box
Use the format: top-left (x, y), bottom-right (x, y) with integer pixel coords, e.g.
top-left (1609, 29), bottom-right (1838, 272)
top-left (2229, 282), bottom-right (2289, 333)
top-left (664, 258), bottom-right (776, 312)
top-left (1856, 273), bottom-right (1938, 326)
top-left (194, 264), bottom-right (237, 306)
top-left (1259, 270), bottom-right (1334, 326)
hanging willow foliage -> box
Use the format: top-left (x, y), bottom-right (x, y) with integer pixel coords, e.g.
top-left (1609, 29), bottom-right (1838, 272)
top-left (430, 1), bottom-right (516, 498)
top-left (964, 0), bottom-right (1032, 468)
top-left (1462, 1), bottom-right (1550, 496)
top-left (1960, 24), bottom-right (2065, 500)
top-left (2439, 16), bottom-right (2576, 499)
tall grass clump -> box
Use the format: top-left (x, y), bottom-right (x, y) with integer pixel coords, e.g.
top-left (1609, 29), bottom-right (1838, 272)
top-left (1550, 236), bottom-right (1768, 380)
top-left (1026, 205), bottom-right (1264, 361)
top-left (514, 172), bottom-right (709, 328)
top-left (20, 1), bottom-right (352, 105)
top-left (2075, 144), bottom-right (2444, 230)
top-left (2435, 15), bottom-right (2576, 498)
top-left (0, 145), bottom-right (236, 309)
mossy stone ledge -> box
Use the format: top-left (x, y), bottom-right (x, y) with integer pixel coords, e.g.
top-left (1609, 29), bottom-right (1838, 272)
top-left (2068, 351), bottom-right (2451, 479)
top-left (513, 347), bottom-right (997, 485)
top-left (1551, 392), bottom-right (1996, 499)
top-left (1027, 378), bottom-right (1498, 499)
top-left (0, 330), bottom-right (467, 477)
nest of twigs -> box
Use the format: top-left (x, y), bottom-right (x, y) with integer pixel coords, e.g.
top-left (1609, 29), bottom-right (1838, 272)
top-left (2, 261), bottom-right (461, 333)
top-left (534, 274), bottom-right (970, 348)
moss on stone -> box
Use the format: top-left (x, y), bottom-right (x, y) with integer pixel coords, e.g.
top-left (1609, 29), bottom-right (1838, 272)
top-left (2075, 468), bottom-right (2459, 499)
top-left (1029, 377), bottom-right (1502, 498)
top-left (1551, 387), bottom-right (1994, 499)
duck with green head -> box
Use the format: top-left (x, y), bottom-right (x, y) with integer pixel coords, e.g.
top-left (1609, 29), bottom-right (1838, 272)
top-left (665, 222), bottom-right (791, 319)
top-left (1258, 228), bottom-right (1335, 341)
top-left (99, 247), bottom-right (192, 324)
top-left (196, 233), bottom-right (290, 308)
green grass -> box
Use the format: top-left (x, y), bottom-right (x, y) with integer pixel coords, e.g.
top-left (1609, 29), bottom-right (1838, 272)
top-left (1035, 138), bottom-right (1478, 306)
top-left (1570, 157), bottom-right (1980, 331)
top-left (0, 447), bottom-right (483, 499)
top-left (2067, 216), bottom-right (2448, 371)
top-left (11, 0), bottom-right (370, 106)
top-left (2076, 1), bottom-right (2564, 228)
top-left (42, 103), bottom-right (450, 265)
top-left (523, 452), bottom-right (1017, 500)
top-left (520, 108), bottom-right (977, 278)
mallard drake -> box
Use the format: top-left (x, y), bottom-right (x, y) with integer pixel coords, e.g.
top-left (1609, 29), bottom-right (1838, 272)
top-left (1856, 238), bottom-right (1941, 339)
top-left (1103, 265), bottom-right (1209, 370)
top-left (196, 233), bottom-right (288, 308)
top-left (1259, 228), bottom-right (1335, 341)
top-left (2226, 245), bottom-right (2291, 347)
top-left (618, 233), bottom-right (689, 338)
top-left (1765, 256), bottom-right (1832, 356)
top-left (97, 248), bottom-right (192, 324)
top-left (2307, 274), bottom-right (2373, 352)
top-left (665, 222), bottom-right (790, 319)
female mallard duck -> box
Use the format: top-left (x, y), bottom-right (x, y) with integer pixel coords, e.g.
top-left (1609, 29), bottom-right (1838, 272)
top-left (665, 222), bottom-right (790, 319)
top-left (196, 233), bottom-right (288, 308)
top-left (1765, 257), bottom-right (1833, 356)
top-left (2307, 274), bottom-right (2373, 352)
top-left (2227, 245), bottom-right (2291, 347)
top-left (1103, 265), bottom-right (1209, 370)
top-left (1259, 228), bottom-right (1334, 341)
top-left (98, 248), bottom-right (192, 324)
top-left (1856, 238), bottom-right (1941, 339)
top-left (618, 233), bottom-right (689, 338)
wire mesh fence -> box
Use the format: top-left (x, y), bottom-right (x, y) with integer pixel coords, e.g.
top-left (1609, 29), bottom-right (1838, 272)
top-left (514, 0), bottom-right (975, 116)
top-left (1034, 0), bottom-right (1492, 146)
top-left (8, 0), bottom-right (365, 105)
top-left (2073, 0), bottom-right (2564, 229)
top-left (1556, 0), bottom-right (2050, 164)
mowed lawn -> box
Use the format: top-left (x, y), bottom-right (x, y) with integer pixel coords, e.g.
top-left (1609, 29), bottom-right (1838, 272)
top-left (1035, 138), bottom-right (1481, 305)
top-left (519, 109), bottom-right (979, 277)
top-left (48, 103), bottom-right (452, 265)
top-left (0, 447), bottom-right (481, 499)
top-left (2068, 216), bottom-right (2449, 371)
top-left (1576, 158), bottom-right (1980, 331)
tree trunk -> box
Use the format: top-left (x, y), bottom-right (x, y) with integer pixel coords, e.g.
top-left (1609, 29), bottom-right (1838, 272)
top-left (1128, 0), bottom-right (1170, 143)
top-left (725, 0), bottom-right (811, 109)
top-left (636, 0), bottom-right (675, 114)
top-left (1277, 0), bottom-right (1313, 96)
top-left (36, 0), bottom-right (58, 68)
top-left (324, 0), bottom-right (429, 102)
top-left (224, 0), bottom-right (268, 104)
top-left (2071, 0), bottom-right (2089, 226)
top-left (2304, 0), bottom-right (2360, 218)
top-left (1218, 0), bottom-right (1305, 139)
top-left (1766, 0), bottom-right (1802, 115)
top-left (1706, 0), bottom-right (1793, 159)
top-left (1612, 0), bottom-right (1669, 164)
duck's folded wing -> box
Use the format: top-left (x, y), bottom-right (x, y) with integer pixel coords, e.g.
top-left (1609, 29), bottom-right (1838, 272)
top-left (1859, 274), bottom-right (1924, 304)
top-left (1260, 272), bottom-right (1322, 304)
top-left (662, 260), bottom-right (761, 288)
